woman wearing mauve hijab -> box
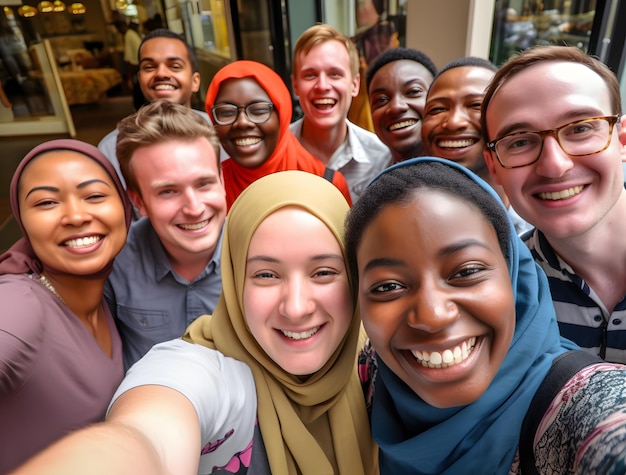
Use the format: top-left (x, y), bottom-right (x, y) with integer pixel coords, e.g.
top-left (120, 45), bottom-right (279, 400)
top-left (346, 157), bottom-right (626, 474)
top-left (0, 139), bottom-right (132, 473)
top-left (205, 60), bottom-right (352, 210)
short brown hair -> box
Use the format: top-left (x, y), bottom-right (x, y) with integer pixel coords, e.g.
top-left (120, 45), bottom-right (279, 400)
top-left (293, 24), bottom-right (360, 79)
top-left (116, 100), bottom-right (221, 193)
top-left (481, 45), bottom-right (622, 142)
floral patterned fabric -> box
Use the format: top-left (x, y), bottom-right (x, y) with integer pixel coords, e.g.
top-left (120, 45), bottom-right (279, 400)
top-left (359, 342), bottom-right (626, 474)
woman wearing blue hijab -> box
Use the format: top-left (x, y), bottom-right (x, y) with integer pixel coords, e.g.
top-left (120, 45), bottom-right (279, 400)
top-left (345, 157), bottom-right (626, 474)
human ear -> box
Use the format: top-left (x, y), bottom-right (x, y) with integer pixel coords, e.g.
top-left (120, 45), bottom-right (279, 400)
top-left (127, 189), bottom-right (148, 217)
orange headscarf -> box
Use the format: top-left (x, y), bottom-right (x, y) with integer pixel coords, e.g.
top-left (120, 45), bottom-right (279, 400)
top-left (205, 60), bottom-right (352, 209)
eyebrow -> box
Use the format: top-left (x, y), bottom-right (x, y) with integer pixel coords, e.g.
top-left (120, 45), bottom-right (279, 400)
top-left (371, 78), bottom-right (425, 95)
top-left (25, 178), bottom-right (111, 199)
top-left (247, 253), bottom-right (344, 265)
top-left (150, 174), bottom-right (218, 189)
top-left (139, 56), bottom-right (186, 64)
top-left (492, 107), bottom-right (606, 139)
top-left (362, 239), bottom-right (494, 272)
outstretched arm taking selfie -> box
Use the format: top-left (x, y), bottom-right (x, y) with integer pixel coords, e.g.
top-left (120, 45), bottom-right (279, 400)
top-left (11, 385), bottom-right (202, 475)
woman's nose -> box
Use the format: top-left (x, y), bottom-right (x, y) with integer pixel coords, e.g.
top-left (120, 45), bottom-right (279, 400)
top-left (279, 276), bottom-right (315, 321)
top-left (405, 284), bottom-right (460, 333)
top-left (61, 197), bottom-right (92, 226)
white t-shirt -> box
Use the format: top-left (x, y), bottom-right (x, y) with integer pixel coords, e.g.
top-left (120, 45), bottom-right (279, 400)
top-left (109, 339), bottom-right (264, 474)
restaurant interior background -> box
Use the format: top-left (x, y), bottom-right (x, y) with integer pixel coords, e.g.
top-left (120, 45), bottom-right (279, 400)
top-left (0, 0), bottom-right (624, 137)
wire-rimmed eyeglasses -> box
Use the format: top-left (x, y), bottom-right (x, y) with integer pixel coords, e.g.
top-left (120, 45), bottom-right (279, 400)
top-left (486, 115), bottom-right (620, 169)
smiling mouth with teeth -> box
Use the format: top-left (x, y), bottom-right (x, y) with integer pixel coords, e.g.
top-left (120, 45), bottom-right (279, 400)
top-left (178, 220), bottom-right (209, 231)
top-left (280, 326), bottom-right (321, 341)
top-left (389, 119), bottom-right (417, 131)
top-left (410, 337), bottom-right (477, 368)
top-left (437, 138), bottom-right (478, 148)
top-left (538, 185), bottom-right (584, 201)
top-left (64, 235), bottom-right (102, 248)
top-left (234, 137), bottom-right (262, 147)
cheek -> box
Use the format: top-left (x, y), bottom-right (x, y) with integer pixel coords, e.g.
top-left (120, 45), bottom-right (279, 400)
top-left (328, 284), bottom-right (353, 326)
top-left (359, 300), bottom-right (395, 346)
top-left (411, 98), bottom-right (427, 116)
top-left (215, 127), bottom-right (228, 142)
top-left (490, 290), bottom-right (516, 357)
top-left (243, 286), bottom-right (272, 330)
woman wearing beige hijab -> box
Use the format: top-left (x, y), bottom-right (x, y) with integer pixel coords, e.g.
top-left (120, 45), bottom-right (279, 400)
top-left (12, 170), bottom-right (376, 475)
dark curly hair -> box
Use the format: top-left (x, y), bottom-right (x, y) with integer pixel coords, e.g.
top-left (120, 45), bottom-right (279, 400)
top-left (366, 47), bottom-right (438, 91)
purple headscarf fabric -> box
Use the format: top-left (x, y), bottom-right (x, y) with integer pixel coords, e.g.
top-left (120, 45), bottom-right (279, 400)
top-left (0, 139), bottom-right (132, 276)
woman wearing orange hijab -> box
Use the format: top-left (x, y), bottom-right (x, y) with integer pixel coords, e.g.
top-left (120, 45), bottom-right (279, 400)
top-left (205, 60), bottom-right (352, 209)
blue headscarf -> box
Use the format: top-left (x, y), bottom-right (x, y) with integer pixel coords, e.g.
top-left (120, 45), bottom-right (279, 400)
top-left (366, 157), bottom-right (570, 474)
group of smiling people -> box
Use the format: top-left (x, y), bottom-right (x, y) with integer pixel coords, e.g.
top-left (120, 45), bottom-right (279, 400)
top-left (3, 27), bottom-right (626, 475)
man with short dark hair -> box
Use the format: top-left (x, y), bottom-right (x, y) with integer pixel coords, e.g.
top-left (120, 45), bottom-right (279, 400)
top-left (99, 29), bottom-right (216, 187)
top-left (482, 45), bottom-right (626, 363)
top-left (366, 47), bottom-right (437, 164)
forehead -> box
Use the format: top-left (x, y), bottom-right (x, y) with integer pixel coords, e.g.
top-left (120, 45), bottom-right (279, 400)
top-left (297, 40), bottom-right (351, 69)
top-left (371, 59), bottom-right (434, 89)
top-left (19, 150), bottom-right (109, 195)
top-left (215, 77), bottom-right (270, 103)
top-left (22, 150), bottom-right (103, 177)
top-left (487, 61), bottom-right (612, 124)
top-left (132, 138), bottom-right (219, 175)
top-left (428, 66), bottom-right (494, 99)
top-left (360, 189), bottom-right (496, 253)
top-left (139, 37), bottom-right (190, 62)
top-left (249, 206), bottom-right (336, 248)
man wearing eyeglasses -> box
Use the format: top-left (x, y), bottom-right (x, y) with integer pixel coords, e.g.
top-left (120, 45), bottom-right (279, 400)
top-left (482, 45), bottom-right (626, 363)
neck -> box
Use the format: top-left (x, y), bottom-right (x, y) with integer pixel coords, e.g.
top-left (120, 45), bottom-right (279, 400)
top-left (477, 170), bottom-right (510, 208)
top-left (299, 118), bottom-right (348, 164)
top-left (43, 273), bottom-right (106, 313)
top-left (393, 143), bottom-right (424, 165)
top-left (542, 194), bottom-right (626, 311)
top-left (41, 272), bottom-right (113, 356)
top-left (168, 249), bottom-right (215, 282)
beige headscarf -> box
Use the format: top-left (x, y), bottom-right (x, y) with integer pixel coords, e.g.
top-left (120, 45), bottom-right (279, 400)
top-left (184, 171), bottom-right (376, 474)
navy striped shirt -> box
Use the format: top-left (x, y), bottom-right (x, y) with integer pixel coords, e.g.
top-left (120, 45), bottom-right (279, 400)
top-left (525, 230), bottom-right (626, 363)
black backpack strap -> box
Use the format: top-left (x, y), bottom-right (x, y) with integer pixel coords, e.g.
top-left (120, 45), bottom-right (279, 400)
top-left (519, 350), bottom-right (602, 474)
top-left (323, 167), bottom-right (335, 183)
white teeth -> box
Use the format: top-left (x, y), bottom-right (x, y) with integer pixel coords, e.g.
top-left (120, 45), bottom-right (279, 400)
top-left (313, 98), bottom-right (336, 106)
top-left (437, 138), bottom-right (477, 148)
top-left (538, 185), bottom-right (584, 201)
top-left (281, 326), bottom-right (320, 340)
top-left (154, 84), bottom-right (175, 90)
top-left (411, 337), bottom-right (476, 369)
top-left (179, 220), bottom-right (208, 230)
top-left (389, 119), bottom-right (417, 131)
top-left (64, 236), bottom-right (101, 248)
top-left (234, 137), bottom-right (262, 147)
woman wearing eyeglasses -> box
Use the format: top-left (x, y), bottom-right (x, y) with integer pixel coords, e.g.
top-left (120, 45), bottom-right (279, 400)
top-left (206, 60), bottom-right (352, 210)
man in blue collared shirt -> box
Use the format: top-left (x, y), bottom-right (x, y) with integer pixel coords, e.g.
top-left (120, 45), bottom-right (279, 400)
top-left (106, 100), bottom-right (227, 369)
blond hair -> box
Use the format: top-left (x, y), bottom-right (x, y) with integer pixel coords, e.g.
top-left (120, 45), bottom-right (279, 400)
top-left (293, 24), bottom-right (360, 78)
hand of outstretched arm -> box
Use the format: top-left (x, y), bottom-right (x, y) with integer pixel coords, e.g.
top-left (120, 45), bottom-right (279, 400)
top-left (9, 385), bottom-right (202, 475)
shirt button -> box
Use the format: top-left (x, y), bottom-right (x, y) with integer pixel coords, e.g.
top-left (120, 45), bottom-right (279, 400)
top-left (189, 284), bottom-right (195, 290)
top-left (140, 318), bottom-right (147, 326)
top-left (594, 315), bottom-right (603, 322)
top-left (613, 319), bottom-right (622, 325)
